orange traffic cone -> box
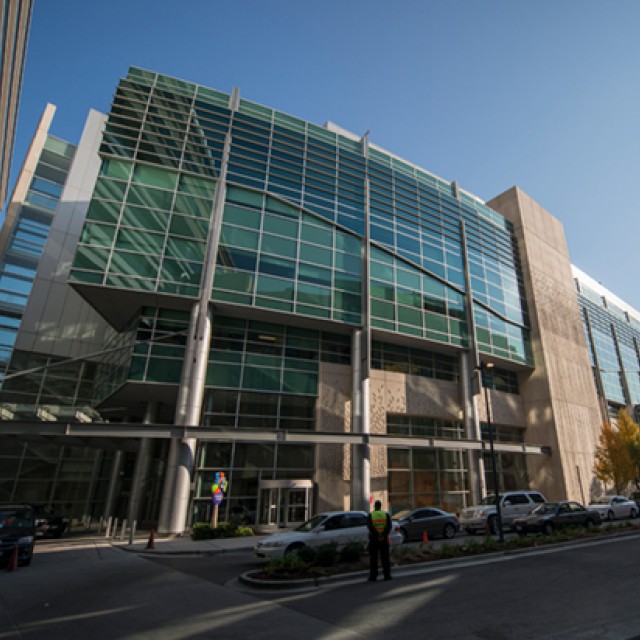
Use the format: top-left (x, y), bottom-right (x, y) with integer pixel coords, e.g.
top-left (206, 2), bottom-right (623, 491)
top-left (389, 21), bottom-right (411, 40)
top-left (146, 528), bottom-right (155, 550)
top-left (6, 545), bottom-right (18, 571)
top-left (422, 530), bottom-right (429, 544)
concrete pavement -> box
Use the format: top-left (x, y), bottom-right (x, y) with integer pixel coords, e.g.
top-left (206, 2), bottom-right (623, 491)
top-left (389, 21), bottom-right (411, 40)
top-left (113, 531), bottom-right (267, 555)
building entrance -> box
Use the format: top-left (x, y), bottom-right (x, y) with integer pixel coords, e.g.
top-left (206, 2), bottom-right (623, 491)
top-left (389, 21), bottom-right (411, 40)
top-left (257, 479), bottom-right (313, 530)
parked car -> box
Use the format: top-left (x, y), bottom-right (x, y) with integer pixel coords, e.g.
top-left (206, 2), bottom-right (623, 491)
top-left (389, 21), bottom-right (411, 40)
top-left (588, 495), bottom-right (637, 521)
top-left (33, 505), bottom-right (69, 538)
top-left (513, 501), bottom-right (601, 536)
top-left (393, 507), bottom-right (460, 542)
top-left (0, 504), bottom-right (36, 567)
top-left (254, 510), bottom-right (403, 560)
top-left (460, 490), bottom-right (546, 534)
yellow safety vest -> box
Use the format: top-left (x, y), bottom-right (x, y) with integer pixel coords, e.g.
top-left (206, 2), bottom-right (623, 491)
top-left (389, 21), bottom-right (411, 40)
top-left (371, 509), bottom-right (387, 534)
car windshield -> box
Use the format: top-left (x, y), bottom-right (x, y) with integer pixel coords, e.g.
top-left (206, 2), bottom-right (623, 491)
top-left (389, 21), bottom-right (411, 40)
top-left (590, 497), bottom-right (611, 504)
top-left (532, 503), bottom-right (558, 515)
top-left (0, 508), bottom-right (33, 528)
top-left (294, 514), bottom-right (328, 532)
top-left (392, 510), bottom-right (412, 520)
top-left (480, 496), bottom-right (496, 506)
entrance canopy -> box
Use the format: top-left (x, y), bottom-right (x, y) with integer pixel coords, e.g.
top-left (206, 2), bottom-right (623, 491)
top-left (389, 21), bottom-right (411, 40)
top-left (0, 420), bottom-right (550, 455)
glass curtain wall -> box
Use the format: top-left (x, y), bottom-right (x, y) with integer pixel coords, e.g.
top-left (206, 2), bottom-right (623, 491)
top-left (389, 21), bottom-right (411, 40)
top-left (71, 67), bottom-right (532, 369)
top-left (0, 136), bottom-right (75, 370)
top-left (579, 285), bottom-right (640, 410)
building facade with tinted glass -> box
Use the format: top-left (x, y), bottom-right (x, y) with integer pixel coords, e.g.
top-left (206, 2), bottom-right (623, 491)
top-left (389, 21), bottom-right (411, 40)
top-left (0, 0), bottom-right (34, 209)
top-left (0, 67), bottom-right (623, 533)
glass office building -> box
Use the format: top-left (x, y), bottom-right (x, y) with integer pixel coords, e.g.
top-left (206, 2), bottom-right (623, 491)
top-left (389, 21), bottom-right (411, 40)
top-left (0, 67), bottom-right (620, 532)
top-left (574, 266), bottom-right (640, 417)
top-left (0, 0), bottom-right (34, 208)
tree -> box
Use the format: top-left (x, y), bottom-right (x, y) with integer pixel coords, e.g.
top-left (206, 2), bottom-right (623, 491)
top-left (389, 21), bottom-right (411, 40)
top-left (594, 410), bottom-right (640, 494)
top-left (618, 409), bottom-right (640, 488)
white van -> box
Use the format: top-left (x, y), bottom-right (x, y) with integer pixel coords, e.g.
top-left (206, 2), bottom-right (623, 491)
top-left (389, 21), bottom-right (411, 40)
top-left (460, 491), bottom-right (546, 534)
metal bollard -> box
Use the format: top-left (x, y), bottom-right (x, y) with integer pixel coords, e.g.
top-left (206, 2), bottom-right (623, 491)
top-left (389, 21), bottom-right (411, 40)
top-left (128, 520), bottom-right (137, 545)
top-left (120, 519), bottom-right (127, 540)
top-left (112, 518), bottom-right (119, 538)
top-left (105, 516), bottom-right (112, 538)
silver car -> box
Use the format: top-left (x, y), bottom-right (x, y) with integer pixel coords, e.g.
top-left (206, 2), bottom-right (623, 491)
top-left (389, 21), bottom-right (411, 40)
top-left (254, 510), bottom-right (403, 560)
top-left (393, 507), bottom-right (460, 542)
top-left (588, 495), bottom-right (637, 521)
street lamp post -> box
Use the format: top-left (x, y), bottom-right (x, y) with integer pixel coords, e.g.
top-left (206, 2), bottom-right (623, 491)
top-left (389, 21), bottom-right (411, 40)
top-left (479, 361), bottom-right (504, 542)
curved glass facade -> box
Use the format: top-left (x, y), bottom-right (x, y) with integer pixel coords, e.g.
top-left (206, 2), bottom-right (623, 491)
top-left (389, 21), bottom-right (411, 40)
top-left (70, 67), bottom-right (531, 366)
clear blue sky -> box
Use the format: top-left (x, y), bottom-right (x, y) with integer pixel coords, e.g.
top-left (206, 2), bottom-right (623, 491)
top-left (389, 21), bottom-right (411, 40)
top-left (8, 0), bottom-right (640, 308)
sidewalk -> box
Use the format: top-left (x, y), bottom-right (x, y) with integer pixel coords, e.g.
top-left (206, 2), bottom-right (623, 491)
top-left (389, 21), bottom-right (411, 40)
top-left (112, 531), bottom-right (269, 555)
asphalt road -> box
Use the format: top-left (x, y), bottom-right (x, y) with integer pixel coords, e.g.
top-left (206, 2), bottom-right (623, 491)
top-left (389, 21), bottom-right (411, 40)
top-left (3, 533), bottom-right (640, 639)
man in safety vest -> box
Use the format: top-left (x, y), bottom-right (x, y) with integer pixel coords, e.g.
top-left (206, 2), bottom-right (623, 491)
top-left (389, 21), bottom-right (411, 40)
top-left (367, 499), bottom-right (392, 581)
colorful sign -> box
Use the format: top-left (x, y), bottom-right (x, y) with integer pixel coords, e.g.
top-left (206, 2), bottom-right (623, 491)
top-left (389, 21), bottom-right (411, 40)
top-left (211, 471), bottom-right (228, 506)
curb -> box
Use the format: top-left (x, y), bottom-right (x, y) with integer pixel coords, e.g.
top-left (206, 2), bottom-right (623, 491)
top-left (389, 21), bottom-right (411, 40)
top-left (239, 567), bottom-right (370, 589)
top-left (111, 541), bottom-right (257, 556)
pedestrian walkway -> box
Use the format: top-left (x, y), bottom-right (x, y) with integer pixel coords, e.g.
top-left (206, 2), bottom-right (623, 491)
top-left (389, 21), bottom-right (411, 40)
top-left (112, 531), bottom-right (268, 555)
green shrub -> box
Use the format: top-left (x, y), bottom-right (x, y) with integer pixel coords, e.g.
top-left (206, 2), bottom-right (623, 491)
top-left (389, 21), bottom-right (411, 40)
top-left (236, 525), bottom-right (254, 537)
top-left (315, 543), bottom-right (338, 567)
top-left (438, 543), bottom-right (464, 559)
top-left (191, 523), bottom-right (213, 540)
top-left (215, 521), bottom-right (237, 537)
top-left (295, 545), bottom-right (317, 563)
top-left (263, 553), bottom-right (309, 577)
top-left (190, 521), bottom-right (254, 540)
top-left (339, 541), bottom-right (365, 563)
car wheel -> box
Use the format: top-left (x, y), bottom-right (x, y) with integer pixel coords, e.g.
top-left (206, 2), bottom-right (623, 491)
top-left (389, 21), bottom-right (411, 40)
top-left (607, 510), bottom-right (615, 521)
top-left (442, 524), bottom-right (456, 540)
top-left (543, 522), bottom-right (554, 536)
top-left (285, 542), bottom-right (305, 556)
top-left (400, 528), bottom-right (409, 544)
top-left (630, 508), bottom-right (637, 519)
top-left (488, 516), bottom-right (499, 535)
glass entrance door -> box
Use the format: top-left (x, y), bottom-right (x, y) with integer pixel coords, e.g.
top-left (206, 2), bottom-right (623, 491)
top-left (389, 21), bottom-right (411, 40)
top-left (259, 488), bottom-right (279, 526)
top-left (257, 480), bottom-right (313, 529)
top-left (285, 488), bottom-right (308, 524)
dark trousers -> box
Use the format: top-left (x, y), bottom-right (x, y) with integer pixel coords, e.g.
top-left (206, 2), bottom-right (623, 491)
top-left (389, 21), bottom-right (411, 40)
top-left (369, 536), bottom-right (391, 579)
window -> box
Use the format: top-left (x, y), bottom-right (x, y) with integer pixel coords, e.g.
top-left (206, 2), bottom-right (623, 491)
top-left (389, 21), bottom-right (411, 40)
top-left (343, 514), bottom-right (367, 528)
top-left (324, 515), bottom-right (344, 530)
top-left (504, 494), bottom-right (528, 505)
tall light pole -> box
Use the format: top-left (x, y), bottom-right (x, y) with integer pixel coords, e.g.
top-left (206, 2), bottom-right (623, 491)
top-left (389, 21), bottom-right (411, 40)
top-left (479, 361), bottom-right (504, 542)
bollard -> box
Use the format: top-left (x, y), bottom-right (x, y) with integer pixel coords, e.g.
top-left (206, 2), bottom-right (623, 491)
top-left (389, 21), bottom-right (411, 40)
top-left (112, 518), bottom-right (119, 538)
top-left (6, 545), bottom-right (18, 572)
top-left (120, 519), bottom-right (127, 540)
top-left (105, 516), bottom-right (112, 538)
top-left (128, 520), bottom-right (137, 545)
top-left (98, 516), bottom-right (104, 535)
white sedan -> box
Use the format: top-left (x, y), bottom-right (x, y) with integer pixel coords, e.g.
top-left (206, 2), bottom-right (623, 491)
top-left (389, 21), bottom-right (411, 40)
top-left (588, 495), bottom-right (637, 521)
top-left (254, 510), bottom-right (403, 560)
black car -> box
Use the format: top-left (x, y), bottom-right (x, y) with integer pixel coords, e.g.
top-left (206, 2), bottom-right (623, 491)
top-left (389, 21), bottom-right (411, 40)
top-left (513, 501), bottom-right (601, 536)
top-left (0, 504), bottom-right (36, 567)
top-left (33, 505), bottom-right (69, 538)
top-left (393, 507), bottom-right (460, 542)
